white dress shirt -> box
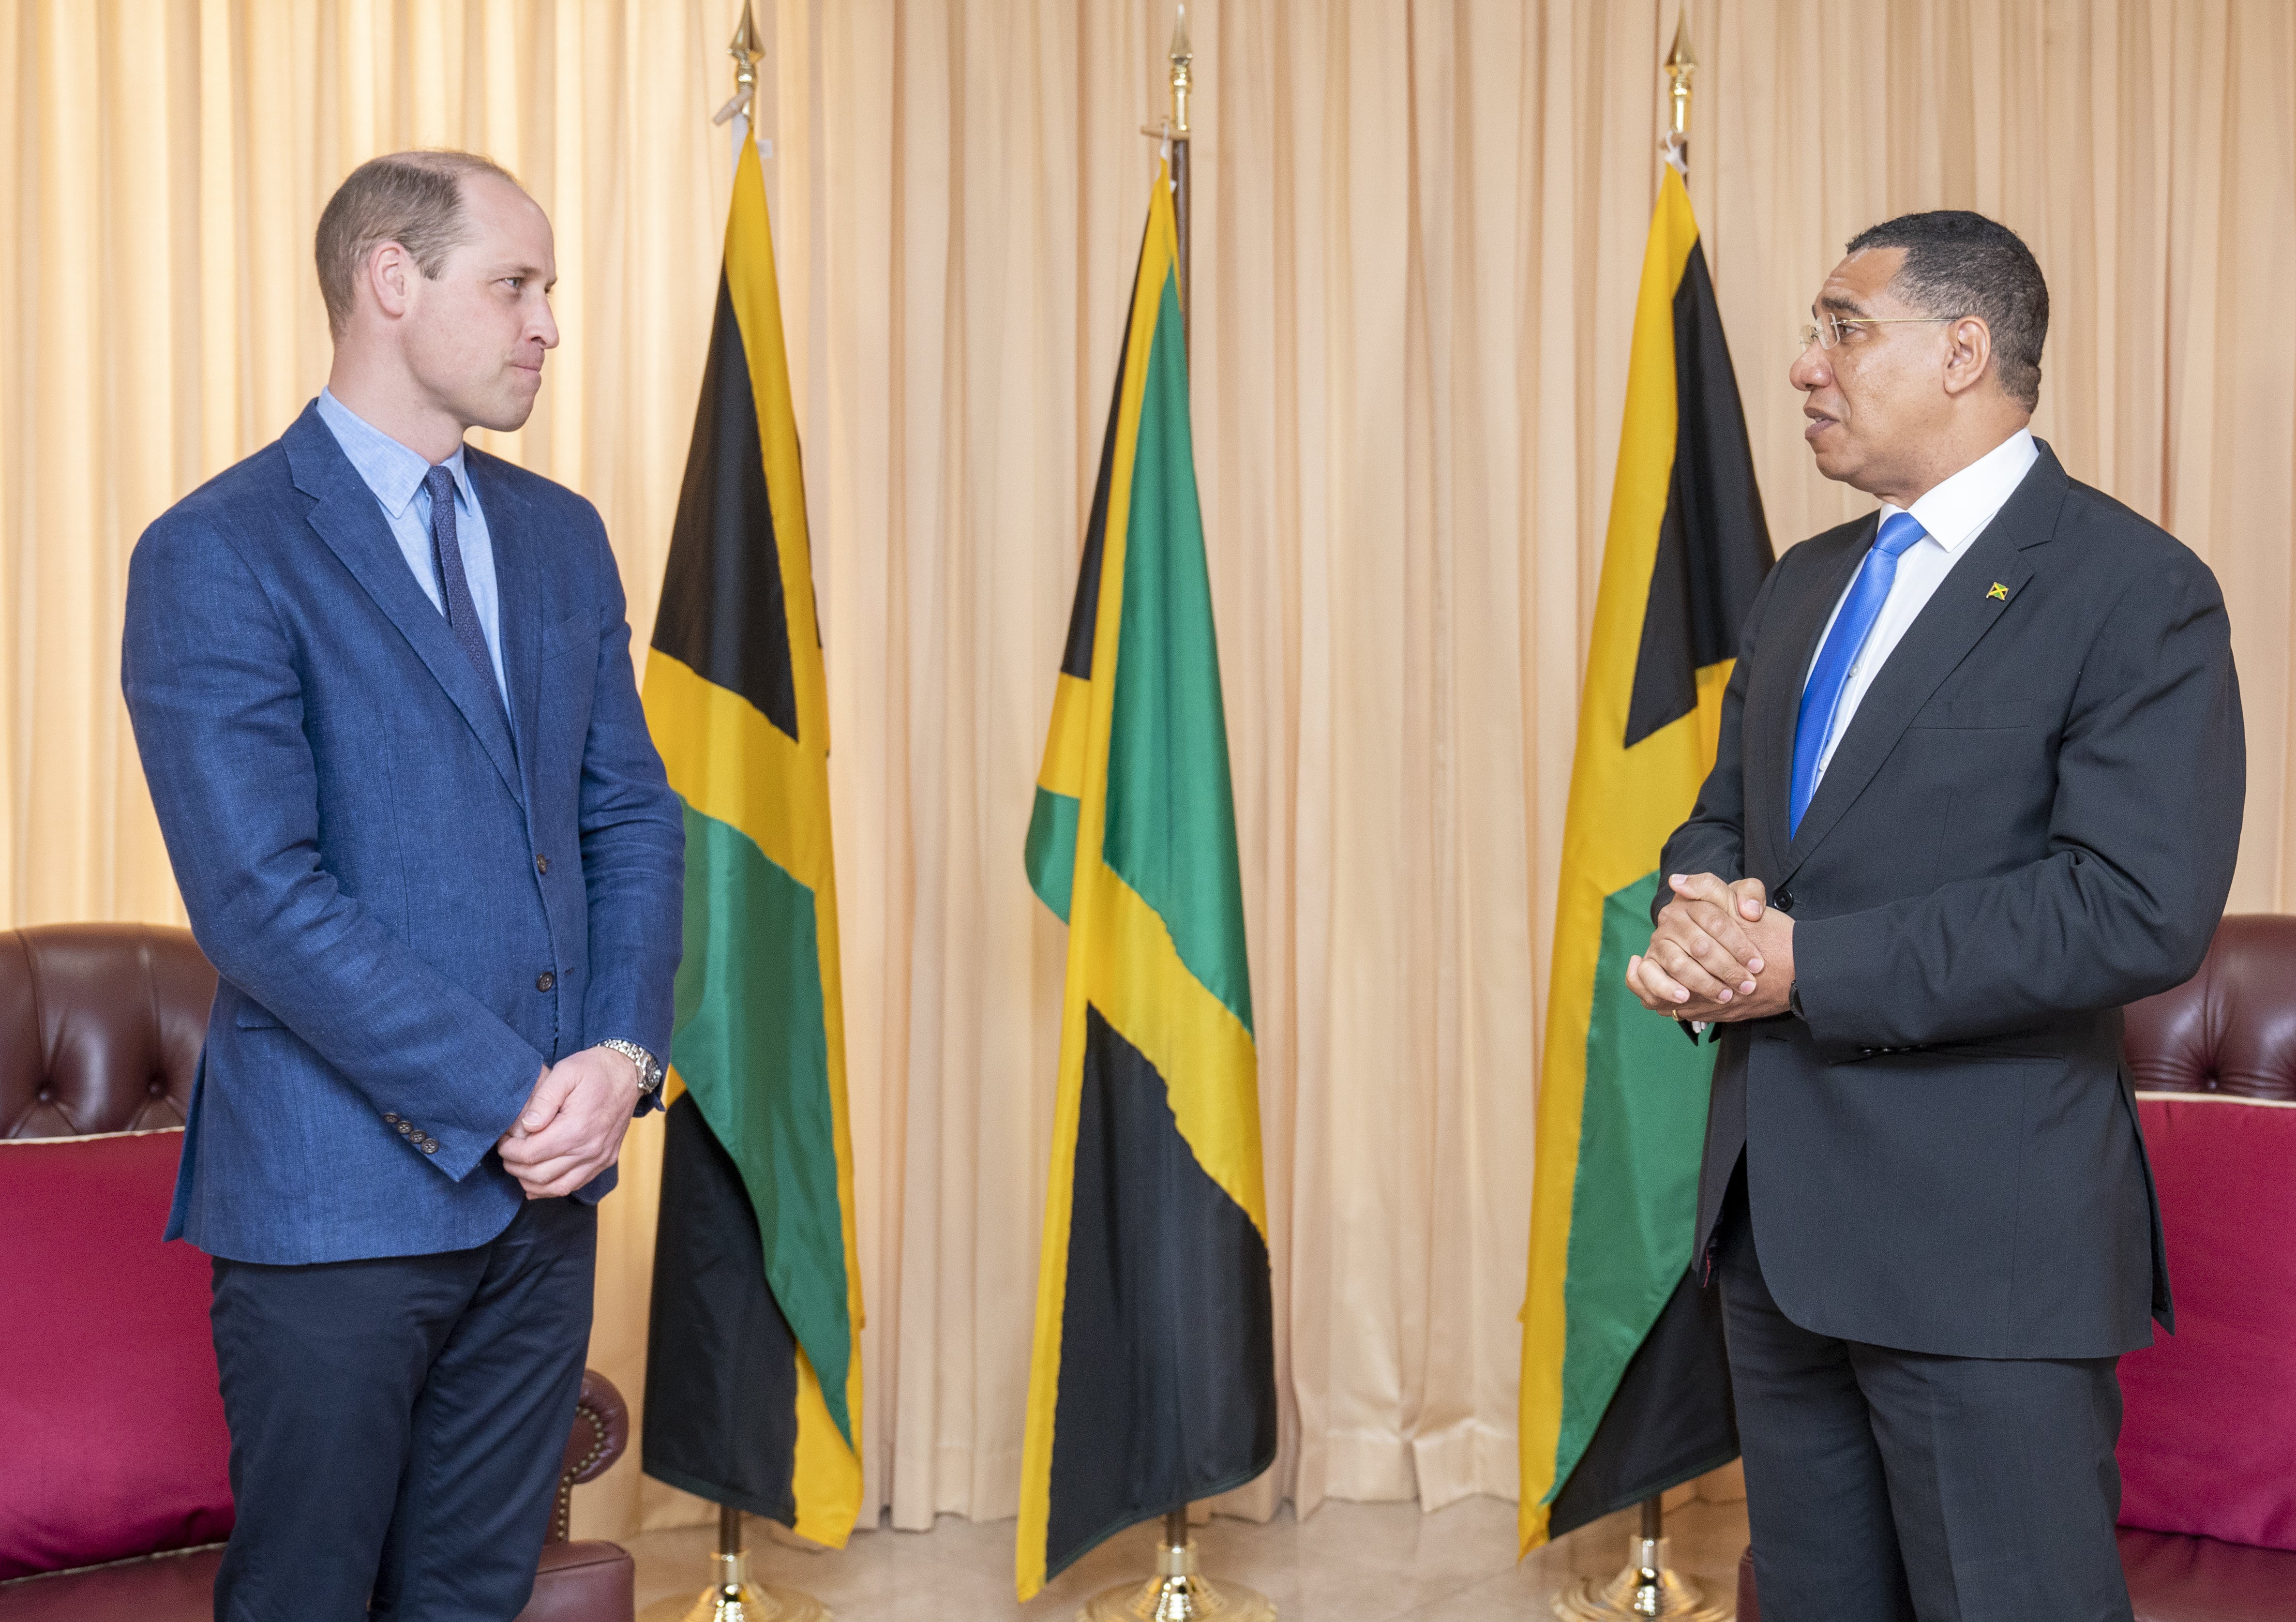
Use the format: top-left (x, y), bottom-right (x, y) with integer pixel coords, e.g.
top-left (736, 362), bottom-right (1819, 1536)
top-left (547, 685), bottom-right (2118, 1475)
top-left (1802, 427), bottom-right (2039, 789)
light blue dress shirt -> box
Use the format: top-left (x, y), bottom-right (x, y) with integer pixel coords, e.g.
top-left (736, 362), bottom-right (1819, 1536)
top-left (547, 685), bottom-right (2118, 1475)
top-left (314, 388), bottom-right (507, 700)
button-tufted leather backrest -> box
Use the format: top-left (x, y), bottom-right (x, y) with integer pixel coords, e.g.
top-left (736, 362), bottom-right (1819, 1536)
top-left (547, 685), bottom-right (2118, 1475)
top-left (0, 924), bottom-right (217, 1140)
top-left (2123, 914), bottom-right (2296, 1103)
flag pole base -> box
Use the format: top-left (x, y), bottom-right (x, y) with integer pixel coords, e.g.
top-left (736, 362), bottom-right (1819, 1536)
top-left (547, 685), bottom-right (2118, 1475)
top-left (639, 1552), bottom-right (833, 1622)
top-left (1079, 1511), bottom-right (1276, 1622)
top-left (1550, 1533), bottom-right (1729, 1622)
top-left (639, 1506), bottom-right (832, 1622)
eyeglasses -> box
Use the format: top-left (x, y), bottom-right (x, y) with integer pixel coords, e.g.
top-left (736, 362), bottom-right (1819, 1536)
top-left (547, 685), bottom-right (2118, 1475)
top-left (1799, 313), bottom-right (1963, 349)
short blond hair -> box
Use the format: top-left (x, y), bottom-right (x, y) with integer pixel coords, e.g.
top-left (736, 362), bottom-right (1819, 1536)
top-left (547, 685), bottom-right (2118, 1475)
top-left (314, 150), bottom-right (523, 337)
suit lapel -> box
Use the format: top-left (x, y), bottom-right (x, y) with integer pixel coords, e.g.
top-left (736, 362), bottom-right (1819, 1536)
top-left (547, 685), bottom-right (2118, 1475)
top-left (1775, 447), bottom-right (2071, 886)
top-left (1743, 519), bottom-right (1870, 876)
top-left (283, 405), bottom-right (524, 805)
top-left (471, 449), bottom-right (545, 808)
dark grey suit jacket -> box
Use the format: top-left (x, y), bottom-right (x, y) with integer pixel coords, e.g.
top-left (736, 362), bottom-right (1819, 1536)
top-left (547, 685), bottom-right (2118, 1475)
top-left (1659, 442), bottom-right (2243, 1360)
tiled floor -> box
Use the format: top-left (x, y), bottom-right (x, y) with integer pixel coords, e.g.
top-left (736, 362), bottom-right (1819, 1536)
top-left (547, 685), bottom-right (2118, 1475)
top-left (627, 1495), bottom-right (1750, 1622)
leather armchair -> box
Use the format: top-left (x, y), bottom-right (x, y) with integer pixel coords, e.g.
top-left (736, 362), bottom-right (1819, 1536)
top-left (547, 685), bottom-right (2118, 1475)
top-left (0, 923), bottom-right (634, 1622)
top-left (1736, 915), bottom-right (2296, 1622)
top-left (528, 1373), bottom-right (640, 1622)
top-left (0, 922), bottom-right (209, 1139)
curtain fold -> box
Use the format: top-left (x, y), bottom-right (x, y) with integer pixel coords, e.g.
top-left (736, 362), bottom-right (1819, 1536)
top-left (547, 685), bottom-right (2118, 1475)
top-left (5, 0), bottom-right (2291, 1544)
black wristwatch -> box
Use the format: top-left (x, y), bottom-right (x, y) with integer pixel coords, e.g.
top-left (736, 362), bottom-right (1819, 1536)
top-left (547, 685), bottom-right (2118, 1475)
top-left (1787, 980), bottom-right (1808, 1021)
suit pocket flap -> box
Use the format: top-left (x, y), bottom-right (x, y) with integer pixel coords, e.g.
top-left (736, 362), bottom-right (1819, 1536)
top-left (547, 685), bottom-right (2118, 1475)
top-left (1914, 698), bottom-right (2046, 730)
top-left (540, 609), bottom-right (593, 662)
top-left (233, 1000), bottom-right (285, 1030)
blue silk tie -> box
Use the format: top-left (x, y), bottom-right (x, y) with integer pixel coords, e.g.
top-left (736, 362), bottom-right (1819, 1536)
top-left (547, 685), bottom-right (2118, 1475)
top-left (1788, 510), bottom-right (1926, 836)
top-left (423, 463), bottom-right (503, 716)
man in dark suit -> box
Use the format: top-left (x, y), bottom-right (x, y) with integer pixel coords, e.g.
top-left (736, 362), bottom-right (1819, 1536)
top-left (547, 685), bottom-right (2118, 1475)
top-left (121, 151), bottom-right (683, 1620)
top-left (1627, 212), bottom-right (2244, 1619)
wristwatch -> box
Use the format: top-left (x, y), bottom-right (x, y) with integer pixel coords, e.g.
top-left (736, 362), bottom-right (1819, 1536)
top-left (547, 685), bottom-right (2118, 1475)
top-left (598, 1038), bottom-right (664, 1098)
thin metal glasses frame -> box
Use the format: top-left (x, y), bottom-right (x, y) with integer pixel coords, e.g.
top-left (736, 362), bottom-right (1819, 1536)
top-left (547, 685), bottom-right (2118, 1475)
top-left (1799, 313), bottom-right (1964, 349)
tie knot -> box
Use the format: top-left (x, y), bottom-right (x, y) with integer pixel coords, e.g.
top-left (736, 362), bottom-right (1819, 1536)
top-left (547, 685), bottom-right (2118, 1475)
top-left (424, 463), bottom-right (457, 511)
top-left (1875, 511), bottom-right (1926, 557)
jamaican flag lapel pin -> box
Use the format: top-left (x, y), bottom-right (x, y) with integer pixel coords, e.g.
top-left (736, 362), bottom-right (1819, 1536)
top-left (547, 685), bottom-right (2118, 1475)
top-left (1986, 581), bottom-right (2010, 602)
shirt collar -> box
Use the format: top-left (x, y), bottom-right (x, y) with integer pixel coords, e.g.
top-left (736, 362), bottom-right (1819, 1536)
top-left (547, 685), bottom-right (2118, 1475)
top-left (1878, 427), bottom-right (2040, 556)
top-left (315, 388), bottom-right (474, 520)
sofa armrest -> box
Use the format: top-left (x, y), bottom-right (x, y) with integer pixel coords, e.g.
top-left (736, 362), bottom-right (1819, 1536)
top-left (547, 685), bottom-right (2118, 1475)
top-left (515, 1540), bottom-right (635, 1622)
top-left (549, 1370), bottom-right (630, 1544)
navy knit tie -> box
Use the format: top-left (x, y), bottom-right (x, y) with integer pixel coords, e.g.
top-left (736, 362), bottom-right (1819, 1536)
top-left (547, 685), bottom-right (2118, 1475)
top-left (424, 464), bottom-right (502, 713)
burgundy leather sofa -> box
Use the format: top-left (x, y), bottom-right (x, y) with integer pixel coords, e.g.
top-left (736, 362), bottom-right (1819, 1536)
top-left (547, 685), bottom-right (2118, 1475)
top-left (1738, 915), bottom-right (2296, 1620)
top-left (0, 923), bottom-right (636, 1622)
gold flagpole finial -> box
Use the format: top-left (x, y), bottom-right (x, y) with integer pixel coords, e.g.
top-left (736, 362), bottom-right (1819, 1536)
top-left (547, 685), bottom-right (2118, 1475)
top-left (1168, 2), bottom-right (1193, 137)
top-left (1661, 7), bottom-right (1696, 174)
top-left (729, 0), bottom-right (762, 66)
top-left (712, 0), bottom-right (765, 128)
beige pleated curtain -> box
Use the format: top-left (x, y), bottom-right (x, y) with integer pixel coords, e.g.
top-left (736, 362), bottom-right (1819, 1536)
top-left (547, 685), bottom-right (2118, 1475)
top-left (5, 0), bottom-right (2293, 1545)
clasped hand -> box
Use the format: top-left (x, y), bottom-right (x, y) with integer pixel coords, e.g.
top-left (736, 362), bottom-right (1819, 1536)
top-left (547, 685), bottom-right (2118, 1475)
top-left (496, 1045), bottom-right (643, 1200)
top-left (1625, 872), bottom-right (1796, 1023)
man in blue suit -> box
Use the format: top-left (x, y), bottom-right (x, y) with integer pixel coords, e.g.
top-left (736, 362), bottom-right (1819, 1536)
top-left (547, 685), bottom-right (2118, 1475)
top-left (121, 150), bottom-right (683, 1621)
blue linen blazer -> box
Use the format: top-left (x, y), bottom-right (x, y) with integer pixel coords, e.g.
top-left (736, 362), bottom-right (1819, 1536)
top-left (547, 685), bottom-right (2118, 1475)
top-left (121, 401), bottom-right (684, 1264)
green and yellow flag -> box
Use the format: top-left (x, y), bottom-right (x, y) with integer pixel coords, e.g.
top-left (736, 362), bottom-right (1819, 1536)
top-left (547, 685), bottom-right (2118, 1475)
top-left (639, 134), bottom-right (863, 1549)
top-left (1017, 161), bottom-right (1276, 1601)
top-left (1517, 166), bottom-right (1771, 1551)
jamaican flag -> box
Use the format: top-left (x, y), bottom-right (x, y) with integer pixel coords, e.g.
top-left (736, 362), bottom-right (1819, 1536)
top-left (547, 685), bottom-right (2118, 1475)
top-left (1016, 161), bottom-right (1276, 1600)
top-left (639, 133), bottom-right (863, 1549)
top-left (1517, 165), bottom-right (1770, 1550)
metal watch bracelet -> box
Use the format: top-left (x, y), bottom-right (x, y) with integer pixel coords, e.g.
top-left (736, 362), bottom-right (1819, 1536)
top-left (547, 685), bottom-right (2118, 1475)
top-left (597, 1037), bottom-right (663, 1096)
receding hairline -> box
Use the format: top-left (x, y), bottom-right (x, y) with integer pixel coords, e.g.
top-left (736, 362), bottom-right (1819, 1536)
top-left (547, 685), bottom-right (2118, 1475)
top-left (446, 174), bottom-right (557, 282)
top-left (377, 154), bottom-right (547, 250)
top-left (314, 149), bottom-right (541, 335)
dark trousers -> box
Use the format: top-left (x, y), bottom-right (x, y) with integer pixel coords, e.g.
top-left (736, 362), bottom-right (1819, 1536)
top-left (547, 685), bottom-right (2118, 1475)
top-left (209, 1196), bottom-right (597, 1622)
top-left (1716, 1165), bottom-right (2131, 1622)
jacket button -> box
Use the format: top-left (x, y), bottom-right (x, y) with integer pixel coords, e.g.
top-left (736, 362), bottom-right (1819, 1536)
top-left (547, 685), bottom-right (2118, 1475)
top-left (422, 1141), bottom-right (437, 1155)
top-left (1773, 888), bottom-right (1795, 913)
top-left (384, 1112), bottom-right (400, 1124)
top-left (398, 1123), bottom-right (413, 1135)
top-left (536, 855), bottom-right (550, 874)
top-left (536, 971), bottom-right (556, 992)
